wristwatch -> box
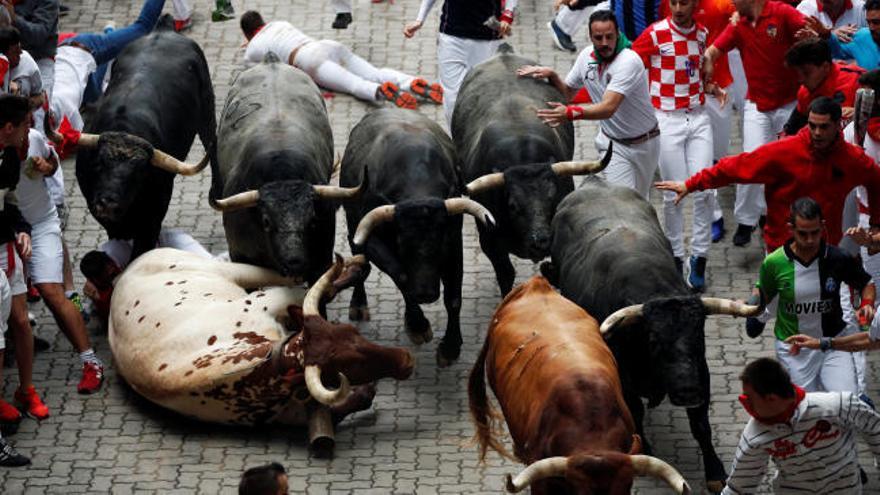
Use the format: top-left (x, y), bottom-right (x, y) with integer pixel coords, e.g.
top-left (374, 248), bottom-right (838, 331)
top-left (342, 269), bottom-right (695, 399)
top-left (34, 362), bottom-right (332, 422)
top-left (820, 337), bottom-right (833, 352)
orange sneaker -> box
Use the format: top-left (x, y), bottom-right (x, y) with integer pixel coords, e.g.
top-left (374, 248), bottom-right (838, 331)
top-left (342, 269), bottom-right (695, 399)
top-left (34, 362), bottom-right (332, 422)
top-left (409, 78), bottom-right (443, 104)
top-left (14, 386), bottom-right (49, 420)
top-left (379, 82), bottom-right (418, 110)
top-left (77, 362), bottom-right (104, 394)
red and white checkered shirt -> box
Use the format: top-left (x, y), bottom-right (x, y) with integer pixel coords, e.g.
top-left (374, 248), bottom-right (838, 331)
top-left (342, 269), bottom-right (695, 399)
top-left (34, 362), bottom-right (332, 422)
top-left (632, 18), bottom-right (708, 111)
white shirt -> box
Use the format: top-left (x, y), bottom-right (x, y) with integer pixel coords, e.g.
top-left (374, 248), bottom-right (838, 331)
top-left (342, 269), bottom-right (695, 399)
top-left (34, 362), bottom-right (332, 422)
top-left (10, 51), bottom-right (42, 97)
top-left (19, 129), bottom-right (58, 225)
top-left (796, 0), bottom-right (866, 28)
top-left (722, 392), bottom-right (880, 494)
top-left (243, 21), bottom-right (315, 66)
top-left (51, 45), bottom-right (97, 132)
top-left (564, 47), bottom-right (658, 140)
top-left (101, 229), bottom-right (212, 270)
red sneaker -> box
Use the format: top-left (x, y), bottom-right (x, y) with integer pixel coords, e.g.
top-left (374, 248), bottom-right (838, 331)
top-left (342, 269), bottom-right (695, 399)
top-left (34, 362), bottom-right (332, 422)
top-left (26, 285), bottom-right (40, 303)
top-left (0, 399), bottom-right (22, 424)
top-left (77, 362), bottom-right (104, 394)
top-left (379, 82), bottom-right (418, 110)
top-left (409, 78), bottom-right (443, 104)
top-left (174, 17), bottom-right (193, 32)
top-left (14, 386), bottom-right (49, 420)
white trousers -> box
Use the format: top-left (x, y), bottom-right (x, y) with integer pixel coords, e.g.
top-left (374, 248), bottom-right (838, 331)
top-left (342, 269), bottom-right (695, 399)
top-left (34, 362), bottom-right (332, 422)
top-left (705, 91), bottom-right (732, 224)
top-left (331, 0), bottom-right (351, 13)
top-left (735, 100), bottom-right (795, 226)
top-left (438, 33), bottom-right (501, 124)
top-left (555, 5), bottom-right (590, 36)
top-left (776, 339), bottom-right (859, 393)
top-left (728, 49), bottom-right (747, 113)
top-left (595, 130), bottom-right (659, 201)
top-left (295, 40), bottom-right (416, 102)
top-left (171, 0), bottom-right (192, 20)
top-left (657, 108), bottom-right (713, 258)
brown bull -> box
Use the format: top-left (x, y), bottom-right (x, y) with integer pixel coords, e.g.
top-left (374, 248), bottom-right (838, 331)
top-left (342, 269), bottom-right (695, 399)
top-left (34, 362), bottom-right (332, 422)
top-left (468, 276), bottom-right (691, 494)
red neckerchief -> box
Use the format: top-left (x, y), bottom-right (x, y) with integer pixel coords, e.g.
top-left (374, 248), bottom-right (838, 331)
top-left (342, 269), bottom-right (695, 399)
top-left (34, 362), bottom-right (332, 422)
top-left (817, 0), bottom-right (854, 24)
top-left (739, 385), bottom-right (806, 424)
top-left (868, 117), bottom-right (880, 142)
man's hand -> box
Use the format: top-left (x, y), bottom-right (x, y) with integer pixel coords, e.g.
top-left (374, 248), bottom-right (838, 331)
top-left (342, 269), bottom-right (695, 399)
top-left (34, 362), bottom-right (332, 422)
top-left (706, 83), bottom-right (729, 108)
top-left (403, 20), bottom-right (423, 38)
top-left (842, 106), bottom-right (855, 122)
top-left (536, 102), bottom-right (568, 128)
top-left (554, 0), bottom-right (580, 10)
top-left (846, 226), bottom-right (876, 246)
top-left (499, 20), bottom-right (512, 37)
top-left (833, 24), bottom-right (858, 43)
top-left (0, 1), bottom-right (15, 23)
top-left (654, 181), bottom-right (690, 204)
top-left (802, 16), bottom-right (831, 39)
top-left (785, 334), bottom-right (820, 355)
top-left (15, 232), bottom-right (31, 260)
top-left (858, 303), bottom-right (876, 326)
top-left (32, 156), bottom-right (56, 176)
top-left (83, 280), bottom-right (99, 300)
top-left (517, 65), bottom-right (556, 80)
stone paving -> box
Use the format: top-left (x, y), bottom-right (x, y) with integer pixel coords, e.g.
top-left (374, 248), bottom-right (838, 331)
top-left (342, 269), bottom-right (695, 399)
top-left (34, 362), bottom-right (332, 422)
top-left (2, 0), bottom-right (880, 493)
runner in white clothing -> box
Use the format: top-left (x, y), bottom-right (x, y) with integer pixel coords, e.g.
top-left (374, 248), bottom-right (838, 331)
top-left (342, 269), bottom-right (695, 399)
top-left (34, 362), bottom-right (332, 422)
top-left (518, 10), bottom-right (660, 199)
top-left (241, 11), bottom-right (442, 110)
top-left (724, 358), bottom-right (880, 494)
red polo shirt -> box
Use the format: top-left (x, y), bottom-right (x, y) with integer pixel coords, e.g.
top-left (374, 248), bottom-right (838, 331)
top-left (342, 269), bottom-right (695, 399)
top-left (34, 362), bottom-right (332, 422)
top-left (795, 63), bottom-right (864, 114)
top-left (696, 0), bottom-right (736, 88)
top-left (713, 1), bottom-right (806, 111)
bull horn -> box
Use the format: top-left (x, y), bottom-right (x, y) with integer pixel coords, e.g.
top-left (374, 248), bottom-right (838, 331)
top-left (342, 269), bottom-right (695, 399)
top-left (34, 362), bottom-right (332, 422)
top-left (505, 457), bottom-right (568, 493)
top-left (550, 144), bottom-right (613, 177)
top-left (444, 197), bottom-right (496, 228)
top-left (304, 365), bottom-right (351, 407)
top-left (77, 133), bottom-right (100, 148)
top-left (630, 455), bottom-right (691, 494)
top-left (313, 184), bottom-right (362, 200)
top-left (701, 297), bottom-right (762, 318)
top-left (599, 304), bottom-right (644, 337)
top-left (151, 149), bottom-right (210, 176)
top-left (211, 190), bottom-right (260, 212)
top-left (465, 172), bottom-right (505, 195)
top-left (303, 256), bottom-right (344, 317)
top-left (352, 205), bottom-right (396, 246)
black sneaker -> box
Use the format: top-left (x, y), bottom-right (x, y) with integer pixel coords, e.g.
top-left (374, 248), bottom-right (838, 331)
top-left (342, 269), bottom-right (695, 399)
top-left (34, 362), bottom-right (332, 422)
top-left (745, 317), bottom-right (765, 338)
top-left (0, 437), bottom-right (30, 467)
top-left (332, 12), bottom-right (353, 29)
top-left (732, 223), bottom-right (755, 247)
top-left (548, 20), bottom-right (577, 52)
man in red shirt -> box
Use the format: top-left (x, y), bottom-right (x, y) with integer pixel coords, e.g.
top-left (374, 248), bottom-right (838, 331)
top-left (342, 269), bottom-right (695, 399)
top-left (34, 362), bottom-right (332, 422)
top-left (783, 37), bottom-right (864, 134)
top-left (702, 0), bottom-right (806, 247)
top-left (655, 97), bottom-right (880, 253)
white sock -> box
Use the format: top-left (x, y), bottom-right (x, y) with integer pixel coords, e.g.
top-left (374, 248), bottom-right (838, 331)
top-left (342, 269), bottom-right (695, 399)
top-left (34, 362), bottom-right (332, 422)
top-left (79, 349), bottom-right (102, 367)
top-left (64, 290), bottom-right (75, 299)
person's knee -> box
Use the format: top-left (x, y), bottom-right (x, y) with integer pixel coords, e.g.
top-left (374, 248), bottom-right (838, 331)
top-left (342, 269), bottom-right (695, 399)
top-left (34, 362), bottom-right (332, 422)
top-left (35, 283), bottom-right (65, 305)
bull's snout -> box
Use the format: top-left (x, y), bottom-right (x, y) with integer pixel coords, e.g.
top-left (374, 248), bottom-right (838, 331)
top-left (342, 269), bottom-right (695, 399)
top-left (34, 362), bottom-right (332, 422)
top-left (278, 256), bottom-right (308, 277)
top-left (395, 352), bottom-right (415, 380)
top-left (93, 197), bottom-right (121, 220)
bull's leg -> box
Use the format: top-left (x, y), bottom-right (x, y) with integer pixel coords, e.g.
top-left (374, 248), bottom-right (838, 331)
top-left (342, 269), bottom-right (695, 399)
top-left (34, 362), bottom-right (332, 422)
top-left (348, 265), bottom-right (372, 322)
top-left (437, 233), bottom-right (463, 368)
top-left (688, 365), bottom-right (726, 493)
top-left (477, 227), bottom-right (515, 295)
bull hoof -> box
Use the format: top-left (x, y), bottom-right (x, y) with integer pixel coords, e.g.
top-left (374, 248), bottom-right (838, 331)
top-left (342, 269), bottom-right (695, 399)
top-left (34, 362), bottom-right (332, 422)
top-left (405, 324), bottom-right (433, 345)
top-left (436, 341), bottom-right (461, 368)
top-left (348, 305), bottom-right (371, 322)
top-left (706, 479), bottom-right (725, 493)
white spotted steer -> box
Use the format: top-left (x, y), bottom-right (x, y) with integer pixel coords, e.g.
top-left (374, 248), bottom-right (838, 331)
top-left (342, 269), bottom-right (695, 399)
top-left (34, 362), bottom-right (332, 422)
top-left (109, 249), bottom-right (414, 454)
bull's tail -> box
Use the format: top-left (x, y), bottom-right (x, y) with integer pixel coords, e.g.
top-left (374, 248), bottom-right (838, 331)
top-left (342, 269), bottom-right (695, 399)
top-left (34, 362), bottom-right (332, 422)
top-left (468, 329), bottom-right (516, 463)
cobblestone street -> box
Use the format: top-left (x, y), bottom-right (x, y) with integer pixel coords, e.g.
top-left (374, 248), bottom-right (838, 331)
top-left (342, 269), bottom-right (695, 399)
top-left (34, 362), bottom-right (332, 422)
top-left (2, 0), bottom-right (880, 493)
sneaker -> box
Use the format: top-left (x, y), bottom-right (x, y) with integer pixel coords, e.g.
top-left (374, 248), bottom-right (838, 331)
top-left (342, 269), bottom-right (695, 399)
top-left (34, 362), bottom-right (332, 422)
top-left (379, 82), bottom-right (418, 110)
top-left (26, 285), bottom-right (40, 303)
top-left (711, 218), bottom-right (725, 243)
top-left (860, 393), bottom-right (876, 410)
top-left (211, 0), bottom-right (235, 22)
top-left (0, 437), bottom-right (29, 467)
top-left (27, 312), bottom-right (35, 328)
top-left (77, 362), bottom-right (104, 394)
top-left (103, 21), bottom-right (116, 34)
top-left (548, 20), bottom-right (577, 52)
top-left (687, 256), bottom-right (707, 292)
top-left (745, 317), bottom-right (765, 338)
top-left (0, 399), bottom-right (22, 426)
top-left (410, 78), bottom-right (443, 104)
top-left (174, 17), bottom-right (193, 32)
top-left (33, 336), bottom-right (50, 353)
top-left (68, 292), bottom-right (89, 324)
top-left (14, 386), bottom-right (49, 420)
top-left (674, 257), bottom-right (684, 277)
top-left (732, 223), bottom-right (755, 247)
top-left (332, 12), bottom-right (353, 29)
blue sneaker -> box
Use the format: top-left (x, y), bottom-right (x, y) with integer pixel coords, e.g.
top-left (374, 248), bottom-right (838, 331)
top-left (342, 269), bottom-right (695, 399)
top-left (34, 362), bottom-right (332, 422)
top-left (711, 218), bottom-right (725, 243)
top-left (687, 256), bottom-right (707, 292)
top-left (548, 20), bottom-right (577, 52)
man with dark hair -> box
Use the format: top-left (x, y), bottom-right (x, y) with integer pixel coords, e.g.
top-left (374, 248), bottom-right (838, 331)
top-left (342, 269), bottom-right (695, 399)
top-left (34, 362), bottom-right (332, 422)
top-left (783, 37), bottom-right (864, 135)
top-left (518, 10), bottom-right (660, 200)
top-left (702, 0), bottom-right (806, 247)
top-left (657, 97), bottom-right (880, 253)
top-left (743, 197), bottom-right (875, 393)
top-left (723, 357), bottom-right (880, 493)
top-left (242, 10), bottom-right (441, 110)
top-left (239, 462), bottom-right (288, 495)
top-left (807, 0), bottom-right (880, 69)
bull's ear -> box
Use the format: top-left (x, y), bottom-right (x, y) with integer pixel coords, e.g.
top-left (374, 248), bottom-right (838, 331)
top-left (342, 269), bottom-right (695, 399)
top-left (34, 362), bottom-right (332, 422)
top-left (287, 305), bottom-right (305, 330)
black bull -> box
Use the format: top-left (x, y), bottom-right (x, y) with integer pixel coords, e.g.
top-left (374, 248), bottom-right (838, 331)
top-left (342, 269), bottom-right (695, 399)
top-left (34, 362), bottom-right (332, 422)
top-left (546, 178), bottom-right (759, 493)
top-left (210, 59), bottom-right (340, 283)
top-left (76, 31), bottom-right (217, 260)
top-left (452, 45), bottom-right (582, 295)
top-left (340, 108), bottom-right (494, 367)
